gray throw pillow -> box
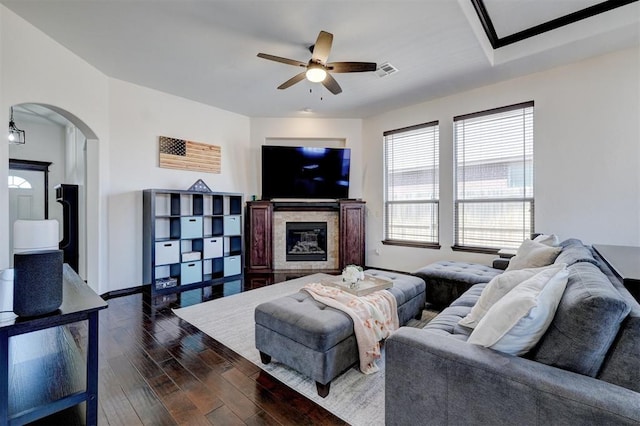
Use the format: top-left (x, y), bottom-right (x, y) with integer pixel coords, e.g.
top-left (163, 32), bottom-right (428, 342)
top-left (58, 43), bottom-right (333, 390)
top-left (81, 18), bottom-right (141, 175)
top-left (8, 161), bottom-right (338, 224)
top-left (530, 262), bottom-right (630, 377)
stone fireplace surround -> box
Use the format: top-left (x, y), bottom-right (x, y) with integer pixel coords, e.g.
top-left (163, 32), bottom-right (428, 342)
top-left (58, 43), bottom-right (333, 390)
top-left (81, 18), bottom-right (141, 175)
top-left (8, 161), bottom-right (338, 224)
top-left (273, 210), bottom-right (339, 270)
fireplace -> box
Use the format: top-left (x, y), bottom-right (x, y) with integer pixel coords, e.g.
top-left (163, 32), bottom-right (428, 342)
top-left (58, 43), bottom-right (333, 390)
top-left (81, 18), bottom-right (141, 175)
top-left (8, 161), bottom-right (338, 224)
top-left (286, 222), bottom-right (327, 262)
top-left (246, 200), bottom-right (365, 272)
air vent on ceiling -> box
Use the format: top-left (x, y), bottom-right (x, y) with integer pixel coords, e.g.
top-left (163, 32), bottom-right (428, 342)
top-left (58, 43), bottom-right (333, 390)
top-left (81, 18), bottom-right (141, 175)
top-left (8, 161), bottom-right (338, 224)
top-left (376, 62), bottom-right (398, 78)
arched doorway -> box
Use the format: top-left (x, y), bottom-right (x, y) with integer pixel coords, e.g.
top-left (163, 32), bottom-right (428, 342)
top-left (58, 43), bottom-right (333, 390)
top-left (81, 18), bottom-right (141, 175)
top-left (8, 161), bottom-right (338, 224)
top-left (8, 103), bottom-right (99, 289)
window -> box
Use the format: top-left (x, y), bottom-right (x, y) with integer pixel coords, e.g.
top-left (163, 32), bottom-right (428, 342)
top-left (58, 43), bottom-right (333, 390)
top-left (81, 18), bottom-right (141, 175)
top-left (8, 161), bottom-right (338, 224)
top-left (454, 101), bottom-right (534, 251)
top-left (8, 175), bottom-right (32, 189)
top-left (383, 121), bottom-right (439, 247)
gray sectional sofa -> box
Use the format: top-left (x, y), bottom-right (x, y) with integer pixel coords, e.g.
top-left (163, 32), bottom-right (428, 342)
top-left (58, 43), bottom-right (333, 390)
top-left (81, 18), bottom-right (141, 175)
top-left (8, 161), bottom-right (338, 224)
top-left (386, 239), bottom-right (640, 425)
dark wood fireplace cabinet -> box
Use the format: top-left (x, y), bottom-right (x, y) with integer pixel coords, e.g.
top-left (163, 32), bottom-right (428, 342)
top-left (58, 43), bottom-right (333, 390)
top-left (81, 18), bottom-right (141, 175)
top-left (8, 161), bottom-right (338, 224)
top-left (245, 200), bottom-right (365, 273)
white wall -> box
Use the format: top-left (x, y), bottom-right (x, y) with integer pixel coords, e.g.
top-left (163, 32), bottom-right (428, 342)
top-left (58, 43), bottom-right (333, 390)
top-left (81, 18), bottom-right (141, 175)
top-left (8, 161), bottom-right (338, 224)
top-left (107, 78), bottom-right (250, 290)
top-left (363, 47), bottom-right (640, 273)
top-left (0, 6), bottom-right (110, 294)
top-left (250, 118), bottom-right (364, 200)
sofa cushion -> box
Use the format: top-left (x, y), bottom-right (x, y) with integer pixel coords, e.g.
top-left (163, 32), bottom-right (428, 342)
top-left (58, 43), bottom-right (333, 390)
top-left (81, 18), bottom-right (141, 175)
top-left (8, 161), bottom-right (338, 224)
top-left (598, 314), bottom-right (640, 392)
top-left (416, 261), bottom-right (501, 284)
top-left (554, 238), bottom-right (599, 266)
top-left (415, 261), bottom-right (502, 307)
top-left (467, 264), bottom-right (569, 355)
top-left (422, 305), bottom-right (473, 341)
top-left (458, 265), bottom-right (560, 329)
top-left (449, 283), bottom-right (485, 308)
top-left (506, 239), bottom-right (562, 271)
top-left (531, 262), bottom-right (631, 377)
top-left (595, 258), bottom-right (640, 393)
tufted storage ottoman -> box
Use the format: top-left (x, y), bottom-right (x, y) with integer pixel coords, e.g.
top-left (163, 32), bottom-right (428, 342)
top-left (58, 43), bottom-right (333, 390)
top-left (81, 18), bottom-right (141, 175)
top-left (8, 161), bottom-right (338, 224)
top-left (414, 261), bottom-right (502, 308)
top-left (254, 269), bottom-right (425, 397)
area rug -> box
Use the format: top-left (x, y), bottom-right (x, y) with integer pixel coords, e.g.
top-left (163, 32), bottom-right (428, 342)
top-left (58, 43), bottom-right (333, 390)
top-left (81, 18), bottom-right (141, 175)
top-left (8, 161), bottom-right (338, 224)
top-left (173, 273), bottom-right (435, 426)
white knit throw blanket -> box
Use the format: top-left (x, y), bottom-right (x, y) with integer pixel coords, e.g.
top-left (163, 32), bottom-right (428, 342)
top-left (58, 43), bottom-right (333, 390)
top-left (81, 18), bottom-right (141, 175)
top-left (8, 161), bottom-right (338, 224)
top-left (302, 283), bottom-right (399, 374)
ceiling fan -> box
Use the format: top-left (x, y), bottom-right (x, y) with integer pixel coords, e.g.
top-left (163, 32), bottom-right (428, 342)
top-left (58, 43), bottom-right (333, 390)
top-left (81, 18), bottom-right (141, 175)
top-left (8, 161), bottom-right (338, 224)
top-left (257, 31), bottom-right (377, 95)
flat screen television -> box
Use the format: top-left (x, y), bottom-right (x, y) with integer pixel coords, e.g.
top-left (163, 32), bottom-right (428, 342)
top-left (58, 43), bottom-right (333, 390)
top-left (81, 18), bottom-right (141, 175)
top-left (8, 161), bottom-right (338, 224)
top-left (261, 145), bottom-right (351, 200)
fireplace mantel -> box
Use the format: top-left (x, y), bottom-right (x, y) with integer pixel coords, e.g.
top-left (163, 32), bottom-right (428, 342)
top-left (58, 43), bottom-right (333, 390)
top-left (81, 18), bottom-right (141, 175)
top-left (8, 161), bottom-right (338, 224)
top-left (272, 201), bottom-right (339, 211)
top-left (246, 200), bottom-right (365, 273)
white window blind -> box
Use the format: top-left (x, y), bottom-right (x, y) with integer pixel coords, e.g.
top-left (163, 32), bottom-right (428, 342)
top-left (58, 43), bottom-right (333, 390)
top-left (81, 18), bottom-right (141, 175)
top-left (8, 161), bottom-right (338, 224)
top-left (454, 102), bottom-right (534, 251)
top-left (384, 121), bottom-right (439, 246)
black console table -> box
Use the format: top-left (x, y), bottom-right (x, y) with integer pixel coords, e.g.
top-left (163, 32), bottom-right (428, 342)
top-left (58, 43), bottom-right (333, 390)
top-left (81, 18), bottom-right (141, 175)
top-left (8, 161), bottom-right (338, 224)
top-left (593, 244), bottom-right (640, 302)
top-left (0, 265), bottom-right (107, 425)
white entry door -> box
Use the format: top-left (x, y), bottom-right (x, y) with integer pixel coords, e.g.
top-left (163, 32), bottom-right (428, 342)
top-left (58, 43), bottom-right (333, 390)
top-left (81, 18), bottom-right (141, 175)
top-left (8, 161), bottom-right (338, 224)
top-left (8, 169), bottom-right (46, 266)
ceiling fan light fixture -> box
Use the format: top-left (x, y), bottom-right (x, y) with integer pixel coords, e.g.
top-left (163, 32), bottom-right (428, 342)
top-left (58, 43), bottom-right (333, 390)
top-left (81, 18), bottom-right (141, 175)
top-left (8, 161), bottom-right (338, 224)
top-left (306, 64), bottom-right (327, 83)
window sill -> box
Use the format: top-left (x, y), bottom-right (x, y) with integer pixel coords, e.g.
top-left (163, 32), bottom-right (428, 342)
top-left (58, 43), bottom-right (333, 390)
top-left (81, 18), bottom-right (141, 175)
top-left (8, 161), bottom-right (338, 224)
top-left (451, 245), bottom-right (499, 255)
top-left (382, 240), bottom-right (441, 250)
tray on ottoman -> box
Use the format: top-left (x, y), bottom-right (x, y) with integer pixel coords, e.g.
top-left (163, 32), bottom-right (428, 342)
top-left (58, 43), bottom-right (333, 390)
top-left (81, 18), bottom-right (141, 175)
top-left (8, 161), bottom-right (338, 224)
top-left (322, 274), bottom-right (393, 296)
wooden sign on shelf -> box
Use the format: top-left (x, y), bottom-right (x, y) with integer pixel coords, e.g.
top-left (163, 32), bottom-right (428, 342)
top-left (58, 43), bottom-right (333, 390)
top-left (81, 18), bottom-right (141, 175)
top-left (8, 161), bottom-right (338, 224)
top-left (158, 136), bottom-right (221, 173)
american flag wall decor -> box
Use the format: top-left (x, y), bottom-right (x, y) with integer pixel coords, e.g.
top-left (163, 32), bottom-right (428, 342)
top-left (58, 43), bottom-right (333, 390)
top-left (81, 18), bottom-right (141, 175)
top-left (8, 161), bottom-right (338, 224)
top-left (158, 136), bottom-right (221, 173)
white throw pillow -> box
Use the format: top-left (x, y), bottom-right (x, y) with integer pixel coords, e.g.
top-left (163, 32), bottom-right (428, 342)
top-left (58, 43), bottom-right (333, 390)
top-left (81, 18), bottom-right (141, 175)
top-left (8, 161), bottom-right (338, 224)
top-left (506, 239), bottom-right (562, 271)
top-left (458, 265), bottom-right (557, 329)
top-left (467, 264), bottom-right (569, 356)
top-left (534, 234), bottom-right (560, 247)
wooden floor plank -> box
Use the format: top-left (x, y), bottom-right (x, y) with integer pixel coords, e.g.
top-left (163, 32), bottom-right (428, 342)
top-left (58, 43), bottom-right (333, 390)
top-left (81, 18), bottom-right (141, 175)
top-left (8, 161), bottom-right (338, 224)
top-left (200, 368), bottom-right (263, 421)
top-left (97, 364), bottom-right (144, 426)
top-left (244, 410), bottom-right (284, 426)
top-left (181, 379), bottom-right (225, 415)
top-left (108, 354), bottom-right (177, 425)
top-left (205, 405), bottom-right (246, 426)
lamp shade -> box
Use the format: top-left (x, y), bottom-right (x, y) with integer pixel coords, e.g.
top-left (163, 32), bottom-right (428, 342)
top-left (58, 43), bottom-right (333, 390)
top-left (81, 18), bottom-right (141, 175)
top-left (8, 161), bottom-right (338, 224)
top-left (13, 219), bottom-right (60, 253)
top-left (306, 64), bottom-right (327, 83)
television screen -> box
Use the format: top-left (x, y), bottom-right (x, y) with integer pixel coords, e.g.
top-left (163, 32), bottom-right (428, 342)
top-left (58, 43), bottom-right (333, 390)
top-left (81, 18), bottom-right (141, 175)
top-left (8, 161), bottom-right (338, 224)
top-left (261, 145), bottom-right (351, 200)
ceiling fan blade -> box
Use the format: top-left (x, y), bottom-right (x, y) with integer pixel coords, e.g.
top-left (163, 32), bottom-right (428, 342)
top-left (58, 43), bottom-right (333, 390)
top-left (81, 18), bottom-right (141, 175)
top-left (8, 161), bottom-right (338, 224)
top-left (278, 72), bottom-right (307, 90)
top-left (257, 53), bottom-right (306, 68)
top-left (322, 73), bottom-right (342, 95)
top-left (327, 62), bottom-right (377, 73)
top-left (311, 31), bottom-right (333, 64)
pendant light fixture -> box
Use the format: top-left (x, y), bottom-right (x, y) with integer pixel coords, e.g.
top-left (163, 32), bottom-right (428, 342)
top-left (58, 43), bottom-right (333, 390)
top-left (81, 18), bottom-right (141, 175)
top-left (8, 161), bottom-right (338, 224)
top-left (8, 106), bottom-right (25, 145)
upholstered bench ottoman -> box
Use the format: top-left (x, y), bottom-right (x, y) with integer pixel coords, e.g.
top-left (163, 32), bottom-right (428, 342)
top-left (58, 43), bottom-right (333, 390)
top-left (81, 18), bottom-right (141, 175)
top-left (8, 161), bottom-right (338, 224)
top-left (254, 269), bottom-right (425, 397)
top-left (414, 260), bottom-right (502, 308)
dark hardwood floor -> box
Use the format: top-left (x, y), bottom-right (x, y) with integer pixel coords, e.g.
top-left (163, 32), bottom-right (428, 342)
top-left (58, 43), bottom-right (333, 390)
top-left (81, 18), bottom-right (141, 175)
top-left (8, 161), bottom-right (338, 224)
top-left (27, 274), bottom-right (347, 425)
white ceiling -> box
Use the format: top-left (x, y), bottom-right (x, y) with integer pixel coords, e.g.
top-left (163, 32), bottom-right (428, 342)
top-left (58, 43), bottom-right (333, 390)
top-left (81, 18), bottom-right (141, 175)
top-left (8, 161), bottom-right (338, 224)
top-left (2, 0), bottom-right (638, 119)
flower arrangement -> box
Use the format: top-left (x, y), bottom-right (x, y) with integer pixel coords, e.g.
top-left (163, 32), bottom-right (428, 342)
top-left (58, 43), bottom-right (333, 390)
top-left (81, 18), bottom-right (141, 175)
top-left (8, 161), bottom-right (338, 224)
top-left (342, 264), bottom-right (365, 288)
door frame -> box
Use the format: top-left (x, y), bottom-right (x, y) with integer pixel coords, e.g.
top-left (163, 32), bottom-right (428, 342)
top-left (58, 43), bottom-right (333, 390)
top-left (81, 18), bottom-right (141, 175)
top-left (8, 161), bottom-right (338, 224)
top-left (9, 158), bottom-right (52, 218)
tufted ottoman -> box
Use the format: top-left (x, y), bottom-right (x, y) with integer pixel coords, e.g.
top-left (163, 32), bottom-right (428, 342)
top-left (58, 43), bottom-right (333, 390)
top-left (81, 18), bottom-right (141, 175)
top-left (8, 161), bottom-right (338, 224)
top-left (254, 269), bottom-right (425, 397)
top-left (414, 260), bottom-right (503, 308)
